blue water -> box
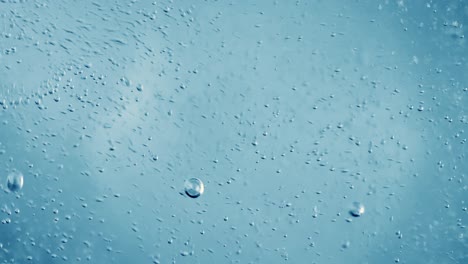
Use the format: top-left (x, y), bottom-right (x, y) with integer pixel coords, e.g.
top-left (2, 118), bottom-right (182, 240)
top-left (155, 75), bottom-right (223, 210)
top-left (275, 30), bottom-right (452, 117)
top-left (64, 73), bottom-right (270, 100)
top-left (0, 0), bottom-right (467, 263)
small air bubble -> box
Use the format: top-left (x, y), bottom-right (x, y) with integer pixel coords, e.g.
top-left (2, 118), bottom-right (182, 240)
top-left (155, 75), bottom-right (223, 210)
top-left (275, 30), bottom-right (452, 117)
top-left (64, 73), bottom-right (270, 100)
top-left (342, 241), bottom-right (350, 249)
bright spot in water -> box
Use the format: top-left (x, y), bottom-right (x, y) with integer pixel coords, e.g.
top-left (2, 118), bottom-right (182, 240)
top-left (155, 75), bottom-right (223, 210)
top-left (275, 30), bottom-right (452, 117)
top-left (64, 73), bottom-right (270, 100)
top-left (6, 171), bottom-right (24, 192)
top-left (184, 178), bottom-right (204, 198)
top-left (349, 202), bottom-right (365, 217)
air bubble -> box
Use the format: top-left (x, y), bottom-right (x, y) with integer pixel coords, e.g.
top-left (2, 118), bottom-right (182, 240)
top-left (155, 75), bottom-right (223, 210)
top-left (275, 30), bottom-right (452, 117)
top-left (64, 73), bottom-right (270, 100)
top-left (136, 84), bottom-right (143, 92)
top-left (349, 202), bottom-right (365, 217)
top-left (184, 178), bottom-right (204, 198)
top-left (6, 171), bottom-right (24, 192)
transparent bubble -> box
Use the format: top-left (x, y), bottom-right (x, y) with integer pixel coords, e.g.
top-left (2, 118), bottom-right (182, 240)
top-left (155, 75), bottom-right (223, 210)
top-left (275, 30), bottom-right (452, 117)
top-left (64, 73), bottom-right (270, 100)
top-left (6, 171), bottom-right (24, 192)
top-left (349, 202), bottom-right (365, 217)
top-left (184, 178), bottom-right (204, 198)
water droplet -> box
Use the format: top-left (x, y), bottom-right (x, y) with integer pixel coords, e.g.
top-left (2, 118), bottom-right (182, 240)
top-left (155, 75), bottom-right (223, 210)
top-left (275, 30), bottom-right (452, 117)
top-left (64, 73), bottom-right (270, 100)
top-left (6, 171), bottom-right (24, 192)
top-left (184, 178), bottom-right (204, 198)
top-left (349, 202), bottom-right (365, 217)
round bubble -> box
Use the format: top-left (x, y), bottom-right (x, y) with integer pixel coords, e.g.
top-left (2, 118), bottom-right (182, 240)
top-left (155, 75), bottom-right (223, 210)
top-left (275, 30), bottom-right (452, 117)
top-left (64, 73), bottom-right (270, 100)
top-left (184, 178), bottom-right (204, 198)
top-left (7, 171), bottom-right (24, 192)
top-left (349, 202), bottom-right (365, 217)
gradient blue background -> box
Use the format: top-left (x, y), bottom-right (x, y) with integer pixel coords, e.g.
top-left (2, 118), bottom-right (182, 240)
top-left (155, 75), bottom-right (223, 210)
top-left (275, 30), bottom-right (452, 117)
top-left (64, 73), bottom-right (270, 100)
top-left (0, 0), bottom-right (467, 263)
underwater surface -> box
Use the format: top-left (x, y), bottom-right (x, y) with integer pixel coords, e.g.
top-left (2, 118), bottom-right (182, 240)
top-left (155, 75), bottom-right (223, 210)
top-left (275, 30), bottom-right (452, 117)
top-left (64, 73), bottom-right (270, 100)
top-left (0, 0), bottom-right (467, 263)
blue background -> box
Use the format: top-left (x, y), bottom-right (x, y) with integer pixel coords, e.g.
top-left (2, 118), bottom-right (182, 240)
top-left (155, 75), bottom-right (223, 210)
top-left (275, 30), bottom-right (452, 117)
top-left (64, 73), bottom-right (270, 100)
top-left (0, 0), bottom-right (467, 263)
